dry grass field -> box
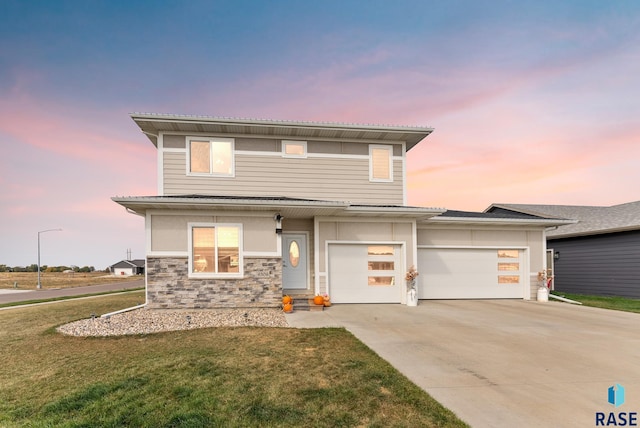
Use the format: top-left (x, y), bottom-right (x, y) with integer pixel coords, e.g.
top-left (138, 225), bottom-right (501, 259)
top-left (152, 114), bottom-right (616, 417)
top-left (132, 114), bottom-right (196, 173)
top-left (0, 272), bottom-right (138, 290)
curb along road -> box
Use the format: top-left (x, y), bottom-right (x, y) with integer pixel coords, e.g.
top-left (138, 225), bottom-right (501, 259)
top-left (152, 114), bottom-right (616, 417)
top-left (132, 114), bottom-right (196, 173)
top-left (0, 279), bottom-right (144, 305)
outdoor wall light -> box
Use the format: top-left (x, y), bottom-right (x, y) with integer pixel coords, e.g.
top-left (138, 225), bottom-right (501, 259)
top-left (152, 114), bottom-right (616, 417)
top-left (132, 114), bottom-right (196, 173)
top-left (554, 251), bottom-right (560, 260)
top-left (274, 213), bottom-right (283, 234)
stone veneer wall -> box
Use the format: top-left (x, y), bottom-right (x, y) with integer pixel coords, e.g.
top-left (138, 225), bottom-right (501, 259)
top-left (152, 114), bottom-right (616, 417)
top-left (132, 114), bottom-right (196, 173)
top-left (146, 256), bottom-right (282, 309)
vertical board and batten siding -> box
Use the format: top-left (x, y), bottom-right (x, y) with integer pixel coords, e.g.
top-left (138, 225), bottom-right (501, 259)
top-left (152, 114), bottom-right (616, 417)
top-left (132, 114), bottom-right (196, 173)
top-left (316, 219), bottom-right (414, 295)
top-left (550, 230), bottom-right (640, 298)
top-left (162, 151), bottom-right (404, 205)
top-left (149, 213), bottom-right (277, 254)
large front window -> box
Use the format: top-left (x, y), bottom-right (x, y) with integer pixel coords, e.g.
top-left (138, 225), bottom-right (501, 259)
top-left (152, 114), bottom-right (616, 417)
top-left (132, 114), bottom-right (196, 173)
top-left (190, 224), bottom-right (242, 276)
top-left (188, 137), bottom-right (234, 176)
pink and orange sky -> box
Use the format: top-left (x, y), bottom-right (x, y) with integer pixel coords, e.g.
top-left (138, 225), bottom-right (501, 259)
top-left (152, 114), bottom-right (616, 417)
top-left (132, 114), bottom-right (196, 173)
top-left (1, 1), bottom-right (639, 268)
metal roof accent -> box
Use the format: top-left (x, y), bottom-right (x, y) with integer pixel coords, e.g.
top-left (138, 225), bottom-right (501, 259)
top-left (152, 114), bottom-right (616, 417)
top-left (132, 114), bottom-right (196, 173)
top-left (422, 209), bottom-right (576, 227)
top-left (129, 113), bottom-right (434, 150)
top-left (111, 195), bottom-right (444, 220)
top-left (486, 202), bottom-right (640, 238)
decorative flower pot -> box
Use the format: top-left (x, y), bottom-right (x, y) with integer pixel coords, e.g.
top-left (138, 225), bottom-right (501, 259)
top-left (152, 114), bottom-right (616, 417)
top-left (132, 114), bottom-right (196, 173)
top-left (407, 289), bottom-right (418, 306)
top-left (407, 279), bottom-right (418, 306)
top-left (537, 286), bottom-right (549, 302)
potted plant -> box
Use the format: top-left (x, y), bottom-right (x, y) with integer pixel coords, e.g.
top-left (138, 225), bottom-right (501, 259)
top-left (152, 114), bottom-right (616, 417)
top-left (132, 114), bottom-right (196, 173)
top-left (405, 266), bottom-right (419, 306)
top-left (537, 270), bottom-right (553, 302)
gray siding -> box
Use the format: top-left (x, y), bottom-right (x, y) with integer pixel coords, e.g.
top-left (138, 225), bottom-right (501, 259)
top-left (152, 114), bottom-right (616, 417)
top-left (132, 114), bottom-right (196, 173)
top-left (550, 230), bottom-right (640, 298)
top-left (163, 151), bottom-right (404, 204)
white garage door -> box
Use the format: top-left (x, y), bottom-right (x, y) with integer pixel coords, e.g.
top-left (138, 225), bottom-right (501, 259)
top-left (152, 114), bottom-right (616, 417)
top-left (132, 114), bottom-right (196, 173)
top-left (329, 244), bottom-right (403, 303)
top-left (418, 248), bottom-right (525, 299)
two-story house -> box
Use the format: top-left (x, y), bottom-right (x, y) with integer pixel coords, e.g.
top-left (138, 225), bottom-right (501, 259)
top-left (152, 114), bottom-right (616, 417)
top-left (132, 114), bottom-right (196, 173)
top-left (113, 113), bottom-right (571, 309)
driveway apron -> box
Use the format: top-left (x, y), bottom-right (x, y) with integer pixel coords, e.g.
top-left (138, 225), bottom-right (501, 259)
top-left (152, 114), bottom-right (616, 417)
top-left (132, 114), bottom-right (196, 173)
top-left (287, 300), bottom-right (640, 427)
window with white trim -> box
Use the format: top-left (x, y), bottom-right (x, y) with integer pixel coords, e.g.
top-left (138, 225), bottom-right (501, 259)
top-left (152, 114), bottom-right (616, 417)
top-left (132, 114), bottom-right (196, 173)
top-left (369, 145), bottom-right (393, 182)
top-left (188, 137), bottom-right (234, 176)
top-left (282, 140), bottom-right (307, 157)
top-left (189, 224), bottom-right (242, 277)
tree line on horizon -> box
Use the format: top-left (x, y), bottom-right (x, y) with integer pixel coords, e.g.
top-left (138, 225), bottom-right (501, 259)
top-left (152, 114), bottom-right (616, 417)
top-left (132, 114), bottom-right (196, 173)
top-left (0, 265), bottom-right (99, 273)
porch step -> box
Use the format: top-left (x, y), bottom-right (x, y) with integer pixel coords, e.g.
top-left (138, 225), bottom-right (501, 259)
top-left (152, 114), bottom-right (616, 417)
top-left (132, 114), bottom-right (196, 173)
top-left (283, 294), bottom-right (325, 312)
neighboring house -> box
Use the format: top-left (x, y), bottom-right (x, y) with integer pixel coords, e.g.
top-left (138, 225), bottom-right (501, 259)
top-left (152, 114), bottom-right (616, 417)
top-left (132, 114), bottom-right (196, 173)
top-left (486, 202), bottom-right (640, 299)
top-left (110, 259), bottom-right (146, 276)
top-left (113, 113), bottom-right (570, 309)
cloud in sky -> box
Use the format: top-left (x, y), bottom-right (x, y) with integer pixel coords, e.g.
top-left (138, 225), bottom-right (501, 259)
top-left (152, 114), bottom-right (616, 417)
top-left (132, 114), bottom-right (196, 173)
top-left (1, 0), bottom-right (639, 267)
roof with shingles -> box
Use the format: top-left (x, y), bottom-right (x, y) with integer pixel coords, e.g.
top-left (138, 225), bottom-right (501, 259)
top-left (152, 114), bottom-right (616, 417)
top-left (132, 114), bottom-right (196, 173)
top-left (111, 259), bottom-right (145, 269)
top-left (486, 201), bottom-right (640, 238)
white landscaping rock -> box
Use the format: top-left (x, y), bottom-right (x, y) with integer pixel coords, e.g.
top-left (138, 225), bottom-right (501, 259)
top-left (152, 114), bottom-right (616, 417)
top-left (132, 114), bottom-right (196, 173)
top-left (56, 308), bottom-right (288, 337)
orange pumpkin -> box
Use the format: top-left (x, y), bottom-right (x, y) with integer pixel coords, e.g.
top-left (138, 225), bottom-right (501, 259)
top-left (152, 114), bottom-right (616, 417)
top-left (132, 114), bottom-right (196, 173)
top-left (313, 295), bottom-right (324, 305)
top-left (282, 295), bottom-right (293, 305)
top-left (283, 303), bottom-right (293, 312)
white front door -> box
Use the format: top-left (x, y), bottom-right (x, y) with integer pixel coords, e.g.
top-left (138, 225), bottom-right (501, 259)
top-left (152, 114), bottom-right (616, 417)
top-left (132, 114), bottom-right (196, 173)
top-left (283, 234), bottom-right (308, 290)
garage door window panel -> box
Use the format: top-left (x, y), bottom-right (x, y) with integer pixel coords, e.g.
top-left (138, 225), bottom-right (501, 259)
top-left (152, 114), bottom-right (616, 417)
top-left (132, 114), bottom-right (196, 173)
top-left (498, 250), bottom-right (521, 285)
top-left (368, 261), bottom-right (394, 270)
top-left (368, 246), bottom-right (394, 256)
top-left (498, 250), bottom-right (519, 259)
top-left (368, 276), bottom-right (395, 286)
top-left (498, 263), bottom-right (519, 271)
top-left (367, 245), bottom-right (396, 287)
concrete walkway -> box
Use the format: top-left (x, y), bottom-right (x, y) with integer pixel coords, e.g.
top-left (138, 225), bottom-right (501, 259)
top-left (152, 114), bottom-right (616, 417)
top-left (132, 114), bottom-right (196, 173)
top-left (286, 300), bottom-right (640, 427)
top-left (0, 279), bottom-right (144, 305)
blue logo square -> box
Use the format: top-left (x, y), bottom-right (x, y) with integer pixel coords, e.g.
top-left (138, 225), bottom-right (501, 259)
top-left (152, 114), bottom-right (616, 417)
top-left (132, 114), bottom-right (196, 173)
top-left (608, 384), bottom-right (625, 408)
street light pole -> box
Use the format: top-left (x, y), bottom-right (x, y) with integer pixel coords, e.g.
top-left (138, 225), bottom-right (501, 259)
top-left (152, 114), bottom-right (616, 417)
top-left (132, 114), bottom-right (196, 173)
top-left (37, 228), bottom-right (62, 289)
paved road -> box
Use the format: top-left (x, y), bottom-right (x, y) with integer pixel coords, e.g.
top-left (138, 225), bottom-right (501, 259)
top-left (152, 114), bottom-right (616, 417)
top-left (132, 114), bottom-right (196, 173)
top-left (286, 300), bottom-right (640, 428)
top-left (0, 279), bottom-right (144, 305)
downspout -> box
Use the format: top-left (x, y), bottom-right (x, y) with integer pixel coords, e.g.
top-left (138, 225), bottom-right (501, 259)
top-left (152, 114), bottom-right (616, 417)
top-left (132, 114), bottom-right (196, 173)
top-left (126, 207), bottom-right (145, 217)
top-left (101, 303), bottom-right (146, 318)
top-left (549, 294), bottom-right (582, 305)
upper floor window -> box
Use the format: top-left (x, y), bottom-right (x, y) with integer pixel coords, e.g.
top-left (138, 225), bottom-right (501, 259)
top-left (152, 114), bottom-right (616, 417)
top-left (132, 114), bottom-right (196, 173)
top-left (369, 145), bottom-right (393, 182)
top-left (282, 140), bottom-right (307, 158)
top-left (188, 137), bottom-right (234, 176)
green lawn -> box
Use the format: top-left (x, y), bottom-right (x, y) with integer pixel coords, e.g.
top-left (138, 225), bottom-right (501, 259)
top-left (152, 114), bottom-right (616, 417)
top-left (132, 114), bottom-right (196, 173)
top-left (0, 292), bottom-right (466, 427)
top-left (552, 292), bottom-right (640, 314)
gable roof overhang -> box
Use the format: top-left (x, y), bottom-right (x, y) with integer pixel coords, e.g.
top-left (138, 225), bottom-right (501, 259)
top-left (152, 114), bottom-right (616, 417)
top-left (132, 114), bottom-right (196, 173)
top-left (130, 113), bottom-right (434, 151)
top-left (112, 195), bottom-right (445, 221)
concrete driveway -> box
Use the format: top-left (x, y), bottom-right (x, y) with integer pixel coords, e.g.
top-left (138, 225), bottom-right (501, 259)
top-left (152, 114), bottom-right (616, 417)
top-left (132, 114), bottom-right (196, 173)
top-left (286, 300), bottom-right (640, 427)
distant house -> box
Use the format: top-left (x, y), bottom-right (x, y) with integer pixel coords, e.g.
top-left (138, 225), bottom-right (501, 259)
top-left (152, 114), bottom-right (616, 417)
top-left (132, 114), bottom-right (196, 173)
top-left (110, 259), bottom-right (145, 276)
top-left (112, 113), bottom-right (570, 309)
top-left (486, 202), bottom-right (640, 299)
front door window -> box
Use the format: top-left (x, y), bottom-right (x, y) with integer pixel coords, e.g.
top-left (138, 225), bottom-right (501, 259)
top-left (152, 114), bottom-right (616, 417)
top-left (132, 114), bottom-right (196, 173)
top-left (289, 240), bottom-right (300, 267)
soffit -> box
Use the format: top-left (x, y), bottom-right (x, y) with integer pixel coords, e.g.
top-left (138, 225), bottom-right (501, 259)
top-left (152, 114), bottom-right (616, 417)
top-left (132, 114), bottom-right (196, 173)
top-left (131, 113), bottom-right (434, 150)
